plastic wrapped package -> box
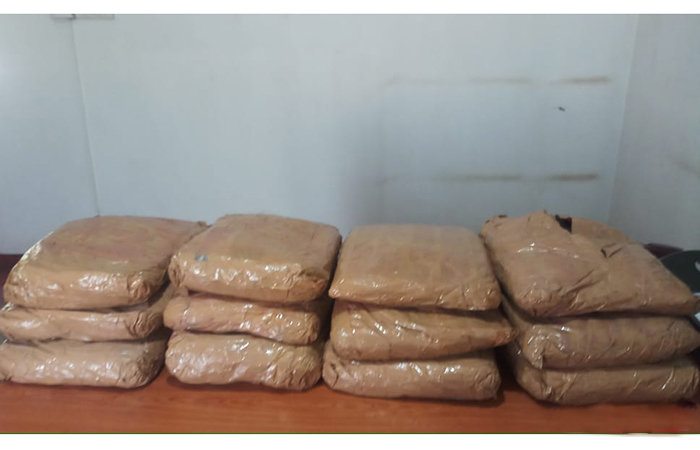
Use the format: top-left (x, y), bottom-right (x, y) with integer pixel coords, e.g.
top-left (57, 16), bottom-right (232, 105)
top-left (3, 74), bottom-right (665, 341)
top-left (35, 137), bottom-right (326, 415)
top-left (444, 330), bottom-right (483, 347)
top-left (169, 214), bottom-right (341, 303)
top-left (165, 331), bottom-right (322, 391)
top-left (3, 216), bottom-right (205, 310)
top-left (506, 343), bottom-right (700, 405)
top-left (480, 211), bottom-right (699, 317)
top-left (502, 296), bottom-right (700, 369)
top-left (163, 292), bottom-right (332, 345)
top-left (330, 300), bottom-right (515, 361)
top-left (323, 344), bottom-right (500, 400)
top-left (0, 330), bottom-right (169, 388)
top-left (329, 225), bottom-right (500, 311)
top-left (0, 285), bottom-right (174, 342)
top-left (570, 216), bottom-right (636, 246)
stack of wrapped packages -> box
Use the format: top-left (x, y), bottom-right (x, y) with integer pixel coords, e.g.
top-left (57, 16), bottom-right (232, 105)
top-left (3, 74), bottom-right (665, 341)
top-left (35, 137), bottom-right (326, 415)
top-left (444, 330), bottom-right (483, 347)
top-left (0, 216), bottom-right (205, 388)
top-left (481, 211), bottom-right (700, 405)
top-left (323, 225), bottom-right (516, 401)
top-left (164, 214), bottom-right (341, 391)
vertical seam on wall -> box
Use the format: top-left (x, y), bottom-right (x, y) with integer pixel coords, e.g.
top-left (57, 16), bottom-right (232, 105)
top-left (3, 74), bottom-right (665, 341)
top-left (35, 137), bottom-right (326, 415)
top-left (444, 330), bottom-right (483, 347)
top-left (69, 20), bottom-right (101, 216)
top-left (606, 14), bottom-right (641, 225)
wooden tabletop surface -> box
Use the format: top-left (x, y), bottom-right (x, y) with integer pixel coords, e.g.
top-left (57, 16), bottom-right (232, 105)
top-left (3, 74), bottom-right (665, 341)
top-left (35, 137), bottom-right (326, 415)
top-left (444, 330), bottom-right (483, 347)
top-left (1, 254), bottom-right (698, 433)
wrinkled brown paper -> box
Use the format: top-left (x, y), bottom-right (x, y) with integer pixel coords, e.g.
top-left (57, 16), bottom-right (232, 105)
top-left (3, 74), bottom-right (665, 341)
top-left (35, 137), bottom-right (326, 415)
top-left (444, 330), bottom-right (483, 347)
top-left (481, 211), bottom-right (699, 316)
top-left (0, 285), bottom-right (174, 342)
top-left (166, 331), bottom-right (322, 391)
top-left (0, 331), bottom-right (168, 388)
top-left (323, 343), bottom-right (500, 400)
top-left (330, 300), bottom-right (515, 360)
top-left (503, 296), bottom-right (700, 369)
top-left (506, 342), bottom-right (700, 405)
top-left (169, 214), bottom-right (341, 303)
top-left (4, 216), bottom-right (205, 310)
top-left (330, 225), bottom-right (500, 311)
top-left (164, 292), bottom-right (331, 345)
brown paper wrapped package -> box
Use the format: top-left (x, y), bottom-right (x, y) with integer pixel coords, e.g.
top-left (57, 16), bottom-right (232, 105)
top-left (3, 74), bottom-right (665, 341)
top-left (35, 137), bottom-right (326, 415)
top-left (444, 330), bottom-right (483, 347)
top-left (4, 216), bottom-right (205, 310)
top-left (323, 344), bottom-right (500, 400)
top-left (329, 225), bottom-right (500, 311)
top-left (0, 331), bottom-right (168, 388)
top-left (166, 331), bottom-right (322, 391)
top-left (163, 292), bottom-right (331, 345)
top-left (506, 343), bottom-right (700, 405)
top-left (503, 296), bottom-right (700, 369)
top-left (169, 214), bottom-right (341, 303)
top-left (330, 300), bottom-right (515, 361)
top-left (0, 285), bottom-right (174, 342)
top-left (480, 211), bottom-right (699, 316)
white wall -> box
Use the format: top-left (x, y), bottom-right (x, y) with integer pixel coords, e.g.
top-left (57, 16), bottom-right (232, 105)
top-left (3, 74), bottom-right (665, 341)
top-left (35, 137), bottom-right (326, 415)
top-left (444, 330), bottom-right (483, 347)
top-left (0, 16), bottom-right (99, 253)
top-left (609, 15), bottom-right (700, 249)
top-left (70, 15), bottom-right (637, 237)
top-left (2, 15), bottom-right (640, 251)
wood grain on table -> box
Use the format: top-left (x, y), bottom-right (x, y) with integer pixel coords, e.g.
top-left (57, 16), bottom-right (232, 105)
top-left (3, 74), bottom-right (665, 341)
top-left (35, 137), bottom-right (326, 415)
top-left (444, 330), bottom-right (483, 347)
top-left (0, 254), bottom-right (698, 433)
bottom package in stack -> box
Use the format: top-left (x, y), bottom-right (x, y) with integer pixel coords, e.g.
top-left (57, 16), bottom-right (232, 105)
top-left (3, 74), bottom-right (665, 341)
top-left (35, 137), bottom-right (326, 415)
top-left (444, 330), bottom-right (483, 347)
top-left (166, 331), bottom-right (323, 391)
top-left (506, 343), bottom-right (700, 405)
top-left (0, 330), bottom-right (169, 388)
top-left (323, 344), bottom-right (501, 400)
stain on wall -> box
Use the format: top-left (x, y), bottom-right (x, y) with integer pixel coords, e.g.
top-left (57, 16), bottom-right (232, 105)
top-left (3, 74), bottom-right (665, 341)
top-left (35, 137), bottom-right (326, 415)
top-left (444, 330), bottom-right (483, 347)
top-left (468, 77), bottom-right (535, 85)
top-left (381, 173), bottom-right (601, 185)
top-left (382, 76), bottom-right (613, 88)
top-left (544, 173), bottom-right (600, 181)
top-left (554, 76), bottom-right (612, 85)
top-left (673, 154), bottom-right (700, 179)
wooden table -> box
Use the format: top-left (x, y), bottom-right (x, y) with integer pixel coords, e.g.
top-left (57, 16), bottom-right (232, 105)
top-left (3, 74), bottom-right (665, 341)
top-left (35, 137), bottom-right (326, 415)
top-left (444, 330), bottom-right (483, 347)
top-left (0, 254), bottom-right (698, 433)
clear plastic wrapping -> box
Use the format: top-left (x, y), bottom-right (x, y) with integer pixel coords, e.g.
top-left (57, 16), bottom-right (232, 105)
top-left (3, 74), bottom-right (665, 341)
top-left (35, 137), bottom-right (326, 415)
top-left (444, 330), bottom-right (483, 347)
top-left (506, 342), bottom-right (700, 405)
top-left (163, 292), bottom-right (332, 345)
top-left (0, 330), bottom-right (169, 388)
top-left (502, 296), bottom-right (700, 369)
top-left (329, 225), bottom-right (500, 311)
top-left (323, 343), bottom-right (500, 400)
top-left (0, 285), bottom-right (174, 342)
top-left (165, 331), bottom-right (323, 391)
top-left (3, 216), bottom-right (205, 310)
top-left (330, 300), bottom-right (515, 361)
top-left (169, 214), bottom-right (341, 303)
top-left (480, 211), bottom-right (699, 317)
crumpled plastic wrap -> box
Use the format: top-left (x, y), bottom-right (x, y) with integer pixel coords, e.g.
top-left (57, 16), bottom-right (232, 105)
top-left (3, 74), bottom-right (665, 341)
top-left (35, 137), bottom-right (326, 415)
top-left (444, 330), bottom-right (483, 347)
top-left (502, 296), bottom-right (700, 369)
top-left (323, 343), bottom-right (500, 400)
top-left (0, 330), bottom-right (168, 388)
top-left (163, 292), bottom-right (332, 345)
top-left (0, 285), bottom-right (174, 342)
top-left (165, 331), bottom-right (322, 391)
top-left (480, 211), bottom-right (699, 316)
top-left (329, 225), bottom-right (500, 311)
top-left (3, 216), bottom-right (205, 310)
top-left (506, 342), bottom-right (700, 405)
top-left (169, 214), bottom-right (341, 303)
top-left (330, 300), bottom-right (515, 361)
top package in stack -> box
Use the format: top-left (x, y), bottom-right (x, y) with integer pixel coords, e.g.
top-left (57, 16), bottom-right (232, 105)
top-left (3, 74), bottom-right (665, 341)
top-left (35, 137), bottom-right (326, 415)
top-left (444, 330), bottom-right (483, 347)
top-left (323, 225), bottom-right (516, 401)
top-left (481, 211), bottom-right (700, 405)
top-left (0, 216), bottom-right (205, 388)
top-left (164, 214), bottom-right (341, 391)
